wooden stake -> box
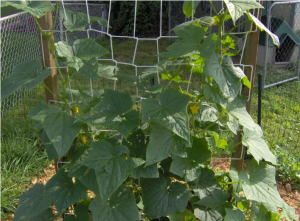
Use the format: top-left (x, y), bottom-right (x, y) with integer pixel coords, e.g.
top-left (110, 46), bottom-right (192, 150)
top-left (230, 5), bottom-right (263, 172)
top-left (38, 7), bottom-right (60, 172)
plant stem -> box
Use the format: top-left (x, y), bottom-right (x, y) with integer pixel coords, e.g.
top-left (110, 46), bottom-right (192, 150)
top-left (200, 117), bottom-right (221, 135)
top-left (225, 19), bottom-right (250, 37)
top-left (209, 0), bottom-right (218, 16)
top-left (232, 140), bottom-right (243, 149)
top-left (51, 1), bottom-right (61, 32)
top-left (43, 82), bottom-right (59, 100)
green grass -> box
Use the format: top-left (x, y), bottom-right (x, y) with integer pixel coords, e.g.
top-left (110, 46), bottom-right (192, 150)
top-left (251, 67), bottom-right (300, 156)
top-left (1, 114), bottom-right (49, 220)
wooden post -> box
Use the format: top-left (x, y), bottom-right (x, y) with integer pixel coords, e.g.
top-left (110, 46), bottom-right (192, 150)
top-left (38, 8), bottom-right (60, 171)
top-left (38, 11), bottom-right (59, 103)
top-left (230, 5), bottom-right (263, 172)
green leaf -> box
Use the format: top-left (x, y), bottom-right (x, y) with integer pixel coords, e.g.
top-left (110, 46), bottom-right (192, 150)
top-left (65, 203), bottom-right (90, 221)
top-left (90, 16), bottom-right (110, 27)
top-left (193, 205), bottom-right (222, 221)
top-left (203, 84), bottom-right (227, 109)
top-left (183, 1), bottom-right (201, 18)
top-left (195, 103), bottom-right (220, 124)
top-left (82, 141), bottom-right (140, 201)
top-left (203, 53), bottom-right (245, 98)
top-left (77, 57), bottom-right (99, 80)
top-left (1, 60), bottom-right (50, 99)
top-left (28, 208), bottom-right (54, 221)
top-left (45, 168), bottom-right (87, 214)
top-left (40, 129), bottom-right (58, 161)
top-left (27, 102), bottom-right (60, 123)
top-left (228, 95), bottom-right (257, 130)
top-left (3, 1), bottom-right (53, 18)
top-left (251, 203), bottom-right (281, 221)
top-left (13, 183), bottom-right (52, 221)
top-left (281, 202), bottom-right (299, 221)
top-left (246, 12), bottom-right (280, 46)
top-left (73, 38), bottom-right (109, 60)
top-left (242, 125), bottom-right (276, 164)
top-left (242, 76), bottom-right (251, 89)
top-left (78, 90), bottom-right (139, 137)
top-left (225, 208), bottom-right (245, 221)
top-left (170, 137), bottom-right (211, 182)
top-left (132, 163), bottom-right (159, 179)
top-left (89, 186), bottom-right (140, 221)
top-left (160, 22), bottom-right (207, 58)
top-left (146, 123), bottom-right (186, 166)
top-left (239, 159), bottom-right (284, 208)
top-left (63, 9), bottom-right (89, 32)
top-left (141, 88), bottom-right (190, 142)
top-left (97, 64), bottom-right (116, 80)
top-left (169, 209), bottom-right (196, 221)
top-left (224, 0), bottom-right (263, 25)
top-left (42, 110), bottom-right (83, 158)
top-left (76, 89), bottom-right (101, 114)
top-left (141, 172), bottom-right (189, 219)
top-left (68, 146), bottom-right (100, 195)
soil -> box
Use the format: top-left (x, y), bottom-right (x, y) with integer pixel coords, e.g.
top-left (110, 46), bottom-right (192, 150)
top-left (4, 159), bottom-right (300, 221)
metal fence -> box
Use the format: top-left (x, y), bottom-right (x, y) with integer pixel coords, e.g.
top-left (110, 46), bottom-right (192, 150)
top-left (0, 11), bottom-right (42, 116)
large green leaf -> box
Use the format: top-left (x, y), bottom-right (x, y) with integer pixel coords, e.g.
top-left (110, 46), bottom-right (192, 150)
top-left (73, 38), bottom-right (109, 60)
top-left (169, 209), bottom-right (196, 221)
top-left (45, 168), bottom-right (87, 214)
top-left (2, 1), bottom-right (53, 18)
top-left (64, 203), bottom-right (90, 221)
top-left (13, 184), bottom-right (52, 221)
top-left (132, 163), bottom-right (159, 179)
top-left (225, 208), bottom-right (245, 221)
top-left (42, 110), bottom-right (83, 158)
top-left (27, 102), bottom-right (60, 123)
top-left (183, 1), bottom-right (201, 18)
top-left (40, 129), bottom-right (58, 161)
top-left (203, 54), bottom-right (245, 98)
top-left (250, 203), bottom-right (281, 221)
top-left (242, 125), bottom-right (276, 164)
top-left (77, 57), bottom-right (99, 80)
top-left (228, 95), bottom-right (257, 130)
top-left (193, 205), bottom-right (223, 221)
top-left (202, 84), bottom-right (227, 109)
top-left (90, 16), bottom-right (109, 27)
top-left (145, 123), bottom-right (186, 166)
top-left (82, 141), bottom-right (142, 201)
top-left (77, 90), bottom-right (139, 137)
top-left (170, 137), bottom-right (211, 182)
top-left (68, 146), bottom-right (100, 195)
top-left (160, 22), bottom-right (215, 60)
top-left (141, 172), bottom-right (189, 219)
top-left (281, 202), bottom-right (299, 221)
top-left (97, 64), bottom-right (116, 80)
top-left (89, 186), bottom-right (140, 221)
top-left (246, 12), bottom-right (280, 46)
top-left (76, 89), bottom-right (101, 114)
top-left (239, 159), bottom-right (284, 208)
top-left (63, 10), bottom-right (89, 32)
top-left (141, 88), bottom-right (190, 142)
top-left (1, 60), bottom-right (50, 99)
top-left (28, 208), bottom-right (54, 221)
top-left (224, 0), bottom-right (263, 25)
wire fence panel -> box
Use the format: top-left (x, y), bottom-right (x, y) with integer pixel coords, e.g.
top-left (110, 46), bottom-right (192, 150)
top-left (1, 12), bottom-right (42, 116)
top-left (262, 1), bottom-right (300, 88)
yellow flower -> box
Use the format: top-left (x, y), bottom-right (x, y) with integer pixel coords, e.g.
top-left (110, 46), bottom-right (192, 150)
top-left (74, 107), bottom-right (79, 114)
top-left (82, 136), bottom-right (87, 144)
top-left (48, 32), bottom-right (51, 36)
top-left (212, 21), bottom-right (217, 25)
top-left (190, 104), bottom-right (200, 114)
top-left (222, 48), bottom-right (226, 53)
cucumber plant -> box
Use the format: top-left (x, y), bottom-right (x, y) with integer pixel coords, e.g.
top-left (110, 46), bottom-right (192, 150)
top-left (1, 1), bottom-right (299, 221)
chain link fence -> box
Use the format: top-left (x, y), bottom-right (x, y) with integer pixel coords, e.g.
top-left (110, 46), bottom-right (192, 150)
top-left (1, 11), bottom-right (42, 117)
